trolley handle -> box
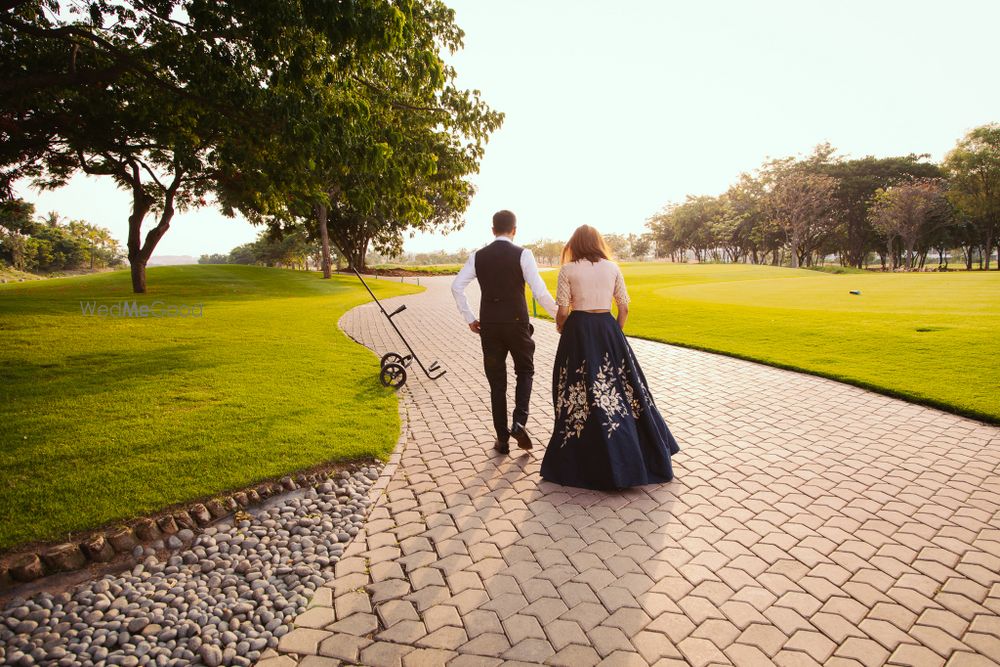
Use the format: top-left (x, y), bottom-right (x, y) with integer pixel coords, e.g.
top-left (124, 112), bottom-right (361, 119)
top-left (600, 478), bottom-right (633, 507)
top-left (427, 361), bottom-right (446, 380)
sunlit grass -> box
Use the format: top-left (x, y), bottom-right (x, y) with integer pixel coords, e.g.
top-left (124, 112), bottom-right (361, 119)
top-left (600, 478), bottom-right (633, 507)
top-left (537, 263), bottom-right (1000, 423)
top-left (0, 265), bottom-right (421, 549)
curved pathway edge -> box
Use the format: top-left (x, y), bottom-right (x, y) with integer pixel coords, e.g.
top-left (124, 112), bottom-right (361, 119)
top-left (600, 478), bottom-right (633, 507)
top-left (273, 276), bottom-right (1000, 667)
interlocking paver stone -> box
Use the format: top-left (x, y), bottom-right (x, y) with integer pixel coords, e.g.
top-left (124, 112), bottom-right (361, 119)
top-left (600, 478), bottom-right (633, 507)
top-left (327, 611), bottom-right (378, 637)
top-left (548, 643), bottom-right (602, 667)
top-left (297, 657), bottom-right (339, 667)
top-left (677, 636), bottom-right (728, 667)
top-left (423, 605), bottom-right (463, 632)
top-left (360, 641), bottom-right (414, 667)
top-left (419, 625), bottom-right (470, 651)
top-left (783, 630), bottom-right (837, 663)
top-left (378, 619), bottom-right (430, 644)
top-left (632, 629), bottom-right (683, 662)
top-left (278, 628), bottom-right (332, 656)
top-left (460, 632), bottom-right (511, 656)
top-left (834, 637), bottom-right (891, 667)
top-left (594, 650), bottom-right (648, 667)
top-left (724, 642), bottom-right (778, 667)
top-left (587, 625), bottom-right (634, 658)
top-left (502, 638), bottom-right (556, 663)
top-left (280, 276), bottom-right (1000, 666)
top-left (317, 633), bottom-right (373, 662)
top-left (887, 643), bottom-right (946, 666)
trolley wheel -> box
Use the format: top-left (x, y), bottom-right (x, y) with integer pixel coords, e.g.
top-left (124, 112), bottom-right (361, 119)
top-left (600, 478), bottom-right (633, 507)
top-left (380, 352), bottom-right (405, 368)
top-left (379, 362), bottom-right (407, 389)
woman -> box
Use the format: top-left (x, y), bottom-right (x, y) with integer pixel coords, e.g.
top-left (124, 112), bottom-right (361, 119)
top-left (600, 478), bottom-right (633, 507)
top-left (540, 225), bottom-right (680, 490)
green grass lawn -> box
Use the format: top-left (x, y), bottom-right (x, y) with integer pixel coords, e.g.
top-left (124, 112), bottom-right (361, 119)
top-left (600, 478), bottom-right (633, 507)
top-left (0, 267), bottom-right (45, 282)
top-left (537, 263), bottom-right (1000, 423)
top-left (0, 265), bottom-right (420, 550)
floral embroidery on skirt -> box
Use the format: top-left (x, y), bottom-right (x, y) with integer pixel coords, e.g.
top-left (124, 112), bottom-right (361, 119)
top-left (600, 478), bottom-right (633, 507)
top-left (542, 311), bottom-right (680, 490)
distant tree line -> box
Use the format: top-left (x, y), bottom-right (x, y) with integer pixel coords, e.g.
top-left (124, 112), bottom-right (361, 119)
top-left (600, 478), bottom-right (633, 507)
top-left (366, 248), bottom-right (471, 266)
top-left (200, 226), bottom-right (338, 271)
top-left (648, 125), bottom-right (1000, 271)
top-left (3, 0), bottom-right (501, 292)
top-left (359, 233), bottom-right (660, 269)
top-left (0, 199), bottom-right (122, 272)
top-left (205, 231), bottom-right (478, 270)
top-left (524, 234), bottom-right (654, 266)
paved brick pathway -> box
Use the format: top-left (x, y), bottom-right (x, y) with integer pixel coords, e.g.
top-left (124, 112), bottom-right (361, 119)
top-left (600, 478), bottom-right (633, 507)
top-left (268, 276), bottom-right (1000, 667)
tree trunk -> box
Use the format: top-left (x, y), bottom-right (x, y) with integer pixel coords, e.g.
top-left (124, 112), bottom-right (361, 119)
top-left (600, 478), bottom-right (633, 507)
top-left (351, 241), bottom-right (368, 272)
top-left (130, 261), bottom-right (147, 293)
top-left (985, 233), bottom-right (994, 270)
top-left (790, 238), bottom-right (800, 268)
top-left (126, 189), bottom-right (154, 294)
top-left (316, 203), bottom-right (332, 279)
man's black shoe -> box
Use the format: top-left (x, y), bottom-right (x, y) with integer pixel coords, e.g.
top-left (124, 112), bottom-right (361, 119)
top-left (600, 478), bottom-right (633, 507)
top-left (493, 439), bottom-right (510, 454)
top-left (511, 423), bottom-right (533, 450)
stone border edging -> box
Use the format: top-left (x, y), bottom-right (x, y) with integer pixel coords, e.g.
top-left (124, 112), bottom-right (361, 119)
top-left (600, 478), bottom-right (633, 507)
top-left (260, 305), bottom-right (414, 666)
top-left (0, 302), bottom-right (411, 595)
top-left (0, 464), bottom-right (377, 594)
top-left (337, 305), bottom-right (409, 511)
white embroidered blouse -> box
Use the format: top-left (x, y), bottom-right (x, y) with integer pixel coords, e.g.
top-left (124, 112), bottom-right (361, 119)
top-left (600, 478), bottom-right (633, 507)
top-left (556, 259), bottom-right (630, 311)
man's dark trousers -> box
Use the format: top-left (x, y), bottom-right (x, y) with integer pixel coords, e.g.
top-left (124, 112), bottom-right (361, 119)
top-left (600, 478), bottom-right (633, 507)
top-left (480, 322), bottom-right (535, 443)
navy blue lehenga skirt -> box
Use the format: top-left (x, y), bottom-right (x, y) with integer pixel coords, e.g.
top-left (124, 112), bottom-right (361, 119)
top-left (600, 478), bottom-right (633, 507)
top-left (540, 311), bottom-right (680, 490)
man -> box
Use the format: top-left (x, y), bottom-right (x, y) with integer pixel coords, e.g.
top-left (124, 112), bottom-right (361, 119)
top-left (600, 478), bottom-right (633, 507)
top-left (451, 210), bottom-right (558, 454)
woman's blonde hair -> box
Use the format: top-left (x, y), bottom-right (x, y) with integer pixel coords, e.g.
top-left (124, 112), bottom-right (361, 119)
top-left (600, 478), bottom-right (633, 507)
top-left (561, 225), bottom-right (612, 264)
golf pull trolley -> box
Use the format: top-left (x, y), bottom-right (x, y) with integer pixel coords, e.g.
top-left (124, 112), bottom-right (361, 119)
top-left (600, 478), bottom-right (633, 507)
top-left (348, 265), bottom-right (446, 389)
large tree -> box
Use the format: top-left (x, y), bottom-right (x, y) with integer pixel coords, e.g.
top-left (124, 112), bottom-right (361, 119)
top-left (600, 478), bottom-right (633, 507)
top-left (2, 0), bottom-right (415, 291)
top-left (817, 155), bottom-right (942, 268)
top-left (767, 169), bottom-right (841, 268)
top-left (223, 1), bottom-right (502, 275)
top-left (943, 123), bottom-right (1000, 270)
top-left (317, 8), bottom-right (501, 273)
top-left (869, 178), bottom-right (950, 270)
top-left (647, 195), bottom-right (723, 263)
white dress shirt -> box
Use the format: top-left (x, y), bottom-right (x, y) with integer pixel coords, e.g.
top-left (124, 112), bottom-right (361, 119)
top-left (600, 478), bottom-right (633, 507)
top-left (451, 236), bottom-right (558, 324)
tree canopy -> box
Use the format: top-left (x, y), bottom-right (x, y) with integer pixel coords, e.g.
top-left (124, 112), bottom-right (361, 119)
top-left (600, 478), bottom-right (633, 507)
top-left (648, 128), bottom-right (998, 271)
top-left (2, 0), bottom-right (502, 290)
top-left (0, 200), bottom-right (123, 271)
top-left (943, 123), bottom-right (1000, 270)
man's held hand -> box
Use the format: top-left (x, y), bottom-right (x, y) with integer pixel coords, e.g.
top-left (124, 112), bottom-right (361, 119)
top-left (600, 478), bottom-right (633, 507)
top-left (469, 320), bottom-right (481, 334)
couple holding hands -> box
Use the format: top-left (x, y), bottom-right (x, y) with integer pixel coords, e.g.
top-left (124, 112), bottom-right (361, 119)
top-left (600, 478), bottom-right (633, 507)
top-left (451, 210), bottom-right (679, 491)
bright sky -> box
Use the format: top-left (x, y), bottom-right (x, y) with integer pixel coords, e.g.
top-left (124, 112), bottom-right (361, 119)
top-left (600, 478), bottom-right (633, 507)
top-left (14, 0), bottom-right (1000, 258)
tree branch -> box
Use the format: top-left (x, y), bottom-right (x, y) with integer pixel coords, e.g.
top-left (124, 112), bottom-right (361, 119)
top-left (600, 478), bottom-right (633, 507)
top-left (352, 76), bottom-right (448, 114)
top-left (0, 65), bottom-right (129, 94)
top-left (137, 159), bottom-right (166, 191)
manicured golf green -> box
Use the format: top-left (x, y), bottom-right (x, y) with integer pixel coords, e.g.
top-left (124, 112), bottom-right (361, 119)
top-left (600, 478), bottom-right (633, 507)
top-left (539, 263), bottom-right (1000, 423)
top-left (0, 265), bottom-right (420, 550)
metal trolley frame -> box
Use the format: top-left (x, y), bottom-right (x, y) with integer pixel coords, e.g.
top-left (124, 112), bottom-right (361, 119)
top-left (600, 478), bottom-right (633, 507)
top-left (348, 265), bottom-right (446, 389)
